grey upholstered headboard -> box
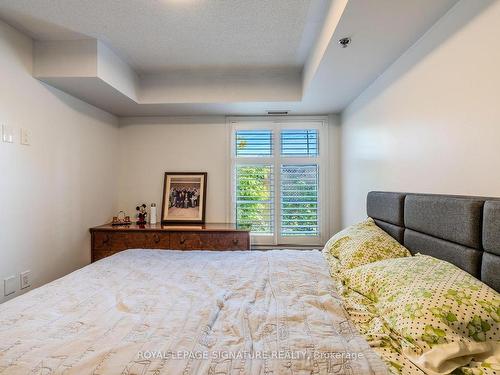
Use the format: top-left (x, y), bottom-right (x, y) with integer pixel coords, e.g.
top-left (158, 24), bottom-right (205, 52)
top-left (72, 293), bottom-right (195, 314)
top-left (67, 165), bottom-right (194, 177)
top-left (367, 191), bottom-right (500, 292)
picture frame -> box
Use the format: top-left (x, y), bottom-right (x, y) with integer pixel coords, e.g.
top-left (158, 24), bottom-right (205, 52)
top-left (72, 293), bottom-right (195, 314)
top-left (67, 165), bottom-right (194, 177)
top-left (161, 172), bottom-right (207, 224)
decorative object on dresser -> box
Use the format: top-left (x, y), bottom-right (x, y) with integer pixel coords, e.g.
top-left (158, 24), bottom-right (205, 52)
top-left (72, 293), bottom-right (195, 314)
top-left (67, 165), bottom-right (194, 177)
top-left (111, 210), bottom-right (132, 226)
top-left (135, 204), bottom-right (148, 225)
top-left (89, 223), bottom-right (250, 262)
top-left (161, 172), bottom-right (207, 224)
top-left (150, 203), bottom-right (157, 224)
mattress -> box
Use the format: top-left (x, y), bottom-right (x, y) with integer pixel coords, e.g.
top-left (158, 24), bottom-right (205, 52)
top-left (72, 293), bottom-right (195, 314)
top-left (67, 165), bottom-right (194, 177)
top-left (0, 249), bottom-right (388, 375)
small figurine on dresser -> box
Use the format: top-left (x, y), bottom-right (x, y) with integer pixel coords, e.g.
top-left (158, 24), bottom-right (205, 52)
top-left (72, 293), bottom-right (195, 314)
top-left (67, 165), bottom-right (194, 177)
top-left (112, 210), bottom-right (131, 226)
top-left (136, 204), bottom-right (148, 225)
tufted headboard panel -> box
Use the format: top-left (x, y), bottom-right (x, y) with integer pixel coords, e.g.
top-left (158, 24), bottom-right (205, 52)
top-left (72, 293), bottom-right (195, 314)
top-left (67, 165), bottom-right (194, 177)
top-left (367, 191), bottom-right (500, 292)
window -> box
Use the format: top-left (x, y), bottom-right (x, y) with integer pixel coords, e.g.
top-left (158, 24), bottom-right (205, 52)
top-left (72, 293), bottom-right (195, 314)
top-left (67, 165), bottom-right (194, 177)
top-left (229, 119), bottom-right (328, 246)
top-left (280, 129), bottom-right (318, 156)
top-left (235, 165), bottom-right (274, 235)
top-left (280, 164), bottom-right (318, 236)
top-left (236, 130), bottom-right (273, 157)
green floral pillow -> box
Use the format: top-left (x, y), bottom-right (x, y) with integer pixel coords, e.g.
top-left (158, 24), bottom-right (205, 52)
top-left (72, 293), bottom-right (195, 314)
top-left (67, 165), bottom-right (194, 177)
top-left (322, 217), bottom-right (410, 273)
top-left (341, 255), bottom-right (500, 375)
top-left (339, 283), bottom-right (423, 375)
top-left (340, 283), bottom-right (497, 375)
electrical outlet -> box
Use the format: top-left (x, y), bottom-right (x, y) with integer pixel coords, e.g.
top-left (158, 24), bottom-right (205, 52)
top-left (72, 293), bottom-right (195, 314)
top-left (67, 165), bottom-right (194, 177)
top-left (20, 128), bottom-right (31, 145)
top-left (4, 276), bottom-right (16, 296)
top-left (2, 124), bottom-right (14, 143)
top-left (20, 271), bottom-right (31, 289)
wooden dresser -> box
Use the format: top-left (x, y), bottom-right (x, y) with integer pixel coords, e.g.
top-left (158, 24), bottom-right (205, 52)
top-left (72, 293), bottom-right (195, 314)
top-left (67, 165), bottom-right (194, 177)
top-left (89, 223), bottom-right (251, 262)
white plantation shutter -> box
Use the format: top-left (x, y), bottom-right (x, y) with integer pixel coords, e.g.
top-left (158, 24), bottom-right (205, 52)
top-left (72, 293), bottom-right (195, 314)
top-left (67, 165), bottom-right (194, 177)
top-left (235, 165), bottom-right (274, 235)
top-left (280, 129), bottom-right (318, 156)
top-left (235, 130), bottom-right (273, 157)
top-left (280, 164), bottom-right (319, 236)
top-left (231, 120), bottom-right (327, 245)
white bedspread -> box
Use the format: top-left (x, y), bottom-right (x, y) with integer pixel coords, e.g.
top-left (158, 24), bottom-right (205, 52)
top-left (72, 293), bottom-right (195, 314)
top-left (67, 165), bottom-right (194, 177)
top-left (0, 249), bottom-right (388, 374)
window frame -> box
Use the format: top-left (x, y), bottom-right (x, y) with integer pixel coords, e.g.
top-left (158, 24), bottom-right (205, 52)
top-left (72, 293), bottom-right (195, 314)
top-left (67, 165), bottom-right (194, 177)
top-left (227, 117), bottom-right (329, 246)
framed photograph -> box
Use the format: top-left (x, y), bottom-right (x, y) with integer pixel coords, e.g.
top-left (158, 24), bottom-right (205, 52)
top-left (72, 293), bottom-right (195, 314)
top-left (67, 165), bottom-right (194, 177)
top-left (161, 172), bottom-right (207, 224)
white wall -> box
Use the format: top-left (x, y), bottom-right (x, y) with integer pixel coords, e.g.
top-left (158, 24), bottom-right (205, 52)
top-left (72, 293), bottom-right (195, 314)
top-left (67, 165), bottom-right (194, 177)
top-left (118, 117), bottom-right (229, 223)
top-left (117, 116), bottom-right (342, 238)
top-left (0, 20), bottom-right (119, 303)
top-left (328, 114), bottom-right (342, 236)
top-left (341, 0), bottom-right (500, 226)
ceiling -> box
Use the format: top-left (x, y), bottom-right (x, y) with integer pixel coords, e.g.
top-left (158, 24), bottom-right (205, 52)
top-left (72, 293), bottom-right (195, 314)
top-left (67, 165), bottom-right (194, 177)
top-left (0, 0), bottom-right (318, 72)
top-left (0, 0), bottom-right (459, 116)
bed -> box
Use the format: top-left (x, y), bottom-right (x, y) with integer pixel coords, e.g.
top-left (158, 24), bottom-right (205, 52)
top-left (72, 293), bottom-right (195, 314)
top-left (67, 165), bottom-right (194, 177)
top-left (0, 192), bottom-right (498, 375)
top-left (0, 249), bottom-right (387, 374)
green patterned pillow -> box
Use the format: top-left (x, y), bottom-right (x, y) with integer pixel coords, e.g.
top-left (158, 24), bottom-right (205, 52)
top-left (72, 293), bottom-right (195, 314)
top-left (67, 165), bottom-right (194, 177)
top-left (322, 217), bottom-right (410, 273)
top-left (342, 255), bottom-right (500, 375)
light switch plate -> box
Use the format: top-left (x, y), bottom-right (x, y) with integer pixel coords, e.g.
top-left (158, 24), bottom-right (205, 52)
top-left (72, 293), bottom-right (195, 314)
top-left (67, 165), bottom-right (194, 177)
top-left (4, 276), bottom-right (16, 296)
top-left (20, 128), bottom-right (31, 145)
top-left (20, 271), bottom-right (31, 289)
top-left (2, 124), bottom-right (14, 143)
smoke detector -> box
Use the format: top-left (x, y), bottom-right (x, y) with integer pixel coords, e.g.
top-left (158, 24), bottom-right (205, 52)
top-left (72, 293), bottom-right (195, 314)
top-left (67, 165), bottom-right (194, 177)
top-left (338, 37), bottom-right (351, 48)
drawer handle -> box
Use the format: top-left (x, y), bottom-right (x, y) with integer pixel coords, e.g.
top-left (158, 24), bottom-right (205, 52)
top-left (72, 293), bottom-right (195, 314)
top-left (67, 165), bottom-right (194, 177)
top-left (232, 239), bottom-right (239, 245)
top-left (153, 234), bottom-right (160, 243)
top-left (180, 237), bottom-right (186, 244)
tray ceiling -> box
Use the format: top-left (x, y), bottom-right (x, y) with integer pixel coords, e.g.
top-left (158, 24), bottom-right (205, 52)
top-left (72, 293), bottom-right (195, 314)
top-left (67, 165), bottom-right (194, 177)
top-left (0, 0), bottom-right (459, 116)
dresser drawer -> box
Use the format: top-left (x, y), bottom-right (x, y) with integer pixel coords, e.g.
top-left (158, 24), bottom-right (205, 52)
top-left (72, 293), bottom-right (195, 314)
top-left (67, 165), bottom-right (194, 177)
top-left (169, 232), bottom-right (205, 250)
top-left (92, 231), bottom-right (128, 251)
top-left (210, 232), bottom-right (249, 250)
top-left (125, 232), bottom-right (170, 249)
top-left (170, 231), bottom-right (249, 250)
top-left (93, 231), bottom-right (170, 251)
top-left (90, 224), bottom-right (251, 262)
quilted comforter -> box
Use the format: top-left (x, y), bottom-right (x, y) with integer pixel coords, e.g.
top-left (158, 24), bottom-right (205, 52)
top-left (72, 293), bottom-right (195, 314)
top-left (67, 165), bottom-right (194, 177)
top-left (0, 249), bottom-right (388, 375)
